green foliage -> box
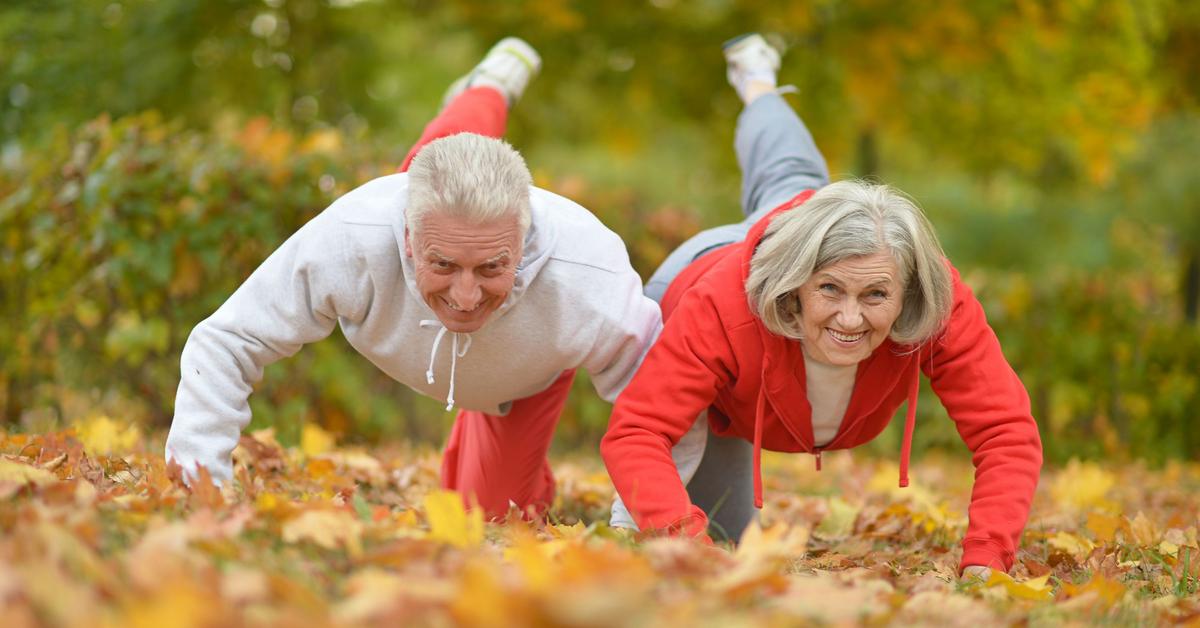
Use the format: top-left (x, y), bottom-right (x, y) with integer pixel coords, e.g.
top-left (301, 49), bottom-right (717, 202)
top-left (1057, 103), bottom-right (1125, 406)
top-left (1, 0), bottom-right (1198, 461)
top-left (0, 112), bottom-right (457, 442)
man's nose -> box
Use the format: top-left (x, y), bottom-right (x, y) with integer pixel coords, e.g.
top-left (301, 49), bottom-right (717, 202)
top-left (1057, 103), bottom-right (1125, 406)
top-left (449, 272), bottom-right (482, 308)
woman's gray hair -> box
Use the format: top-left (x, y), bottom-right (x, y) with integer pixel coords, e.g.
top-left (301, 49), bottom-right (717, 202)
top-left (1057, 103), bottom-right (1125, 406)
top-left (745, 180), bottom-right (952, 346)
top-left (406, 133), bottom-right (533, 236)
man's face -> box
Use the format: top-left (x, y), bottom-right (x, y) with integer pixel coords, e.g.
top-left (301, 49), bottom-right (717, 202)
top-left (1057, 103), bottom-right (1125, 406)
top-left (405, 212), bottom-right (523, 333)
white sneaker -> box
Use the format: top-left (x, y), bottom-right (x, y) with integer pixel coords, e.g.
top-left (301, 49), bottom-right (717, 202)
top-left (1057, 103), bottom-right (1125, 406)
top-left (723, 33), bottom-right (782, 103)
top-left (442, 37), bottom-right (542, 109)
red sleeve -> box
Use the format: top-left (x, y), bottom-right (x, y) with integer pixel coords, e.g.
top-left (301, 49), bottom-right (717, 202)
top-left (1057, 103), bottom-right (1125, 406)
top-left (925, 266), bottom-right (1043, 572)
top-left (600, 289), bottom-right (736, 538)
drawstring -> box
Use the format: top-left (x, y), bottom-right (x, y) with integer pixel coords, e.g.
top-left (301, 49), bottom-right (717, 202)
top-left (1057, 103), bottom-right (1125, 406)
top-left (898, 348), bottom-right (920, 488)
top-left (752, 390), bottom-right (766, 509)
top-left (751, 341), bottom-right (922, 505)
top-left (420, 320), bottom-right (473, 411)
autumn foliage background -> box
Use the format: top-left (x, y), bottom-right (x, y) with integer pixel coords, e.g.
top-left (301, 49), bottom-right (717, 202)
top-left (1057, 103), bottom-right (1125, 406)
top-left (1, 1), bottom-right (1199, 626)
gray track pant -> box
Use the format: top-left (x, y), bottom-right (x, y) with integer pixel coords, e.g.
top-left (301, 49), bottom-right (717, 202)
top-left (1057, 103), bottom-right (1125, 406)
top-left (611, 93), bottom-right (829, 542)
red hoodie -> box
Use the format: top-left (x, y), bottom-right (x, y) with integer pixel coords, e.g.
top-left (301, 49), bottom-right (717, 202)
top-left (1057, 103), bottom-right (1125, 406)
top-left (601, 192), bottom-right (1042, 572)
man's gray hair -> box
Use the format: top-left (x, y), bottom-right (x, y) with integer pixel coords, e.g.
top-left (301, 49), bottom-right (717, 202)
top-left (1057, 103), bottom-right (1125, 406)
top-left (746, 180), bottom-right (953, 345)
top-left (406, 133), bottom-right (533, 235)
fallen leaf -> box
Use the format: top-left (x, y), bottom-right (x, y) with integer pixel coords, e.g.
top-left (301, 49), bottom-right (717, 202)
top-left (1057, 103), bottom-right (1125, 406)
top-left (282, 509), bottom-right (364, 557)
top-left (1086, 511), bottom-right (1125, 543)
top-left (300, 422), bottom-right (336, 457)
top-left (814, 496), bottom-right (860, 540)
top-left (1051, 460), bottom-right (1115, 511)
top-left (1060, 574), bottom-right (1126, 607)
top-left (1128, 511), bottom-right (1160, 546)
top-left (423, 490), bottom-right (484, 548)
top-left (983, 571), bottom-right (1054, 601)
top-left (1048, 531), bottom-right (1096, 559)
top-left (73, 415), bottom-right (141, 456)
top-left (0, 457), bottom-right (58, 487)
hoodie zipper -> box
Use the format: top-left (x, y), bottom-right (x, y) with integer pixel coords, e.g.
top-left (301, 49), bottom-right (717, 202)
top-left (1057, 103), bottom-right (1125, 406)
top-left (814, 448), bottom-right (822, 471)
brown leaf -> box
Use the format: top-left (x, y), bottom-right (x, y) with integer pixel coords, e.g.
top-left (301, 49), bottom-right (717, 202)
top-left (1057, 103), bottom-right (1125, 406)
top-left (187, 465), bottom-right (225, 510)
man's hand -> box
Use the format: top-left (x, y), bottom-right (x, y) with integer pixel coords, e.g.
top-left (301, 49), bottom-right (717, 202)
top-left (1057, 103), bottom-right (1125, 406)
top-left (960, 565), bottom-right (993, 582)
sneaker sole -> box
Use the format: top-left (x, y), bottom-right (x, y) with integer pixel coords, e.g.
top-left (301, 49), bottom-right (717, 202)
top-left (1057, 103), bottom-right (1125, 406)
top-left (490, 36), bottom-right (542, 75)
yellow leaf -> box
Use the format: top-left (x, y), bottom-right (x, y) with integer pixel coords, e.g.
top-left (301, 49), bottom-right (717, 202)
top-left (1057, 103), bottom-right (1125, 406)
top-left (736, 520), bottom-right (810, 561)
top-left (1050, 460), bottom-right (1115, 511)
top-left (0, 457), bottom-right (57, 487)
top-left (73, 415), bottom-right (140, 456)
top-left (1159, 541), bottom-right (1179, 558)
top-left (1048, 531), bottom-right (1096, 558)
top-left (1128, 511), bottom-right (1160, 547)
top-left (119, 581), bottom-right (222, 628)
top-left (423, 490), bottom-right (484, 548)
top-left (249, 427), bottom-right (282, 449)
top-left (710, 521), bottom-right (809, 598)
top-left (1061, 574), bottom-right (1126, 607)
top-left (450, 559), bottom-right (509, 627)
top-left (301, 422), bottom-right (336, 457)
top-left (320, 450), bottom-right (387, 485)
top-left (503, 533), bottom-right (565, 593)
top-left (984, 571), bottom-right (1054, 601)
top-left (1086, 512), bottom-right (1125, 543)
top-left (546, 521), bottom-right (588, 539)
top-left (282, 509), bottom-right (364, 557)
top-left (334, 569), bottom-right (407, 624)
top-left (814, 496), bottom-right (860, 539)
top-left (897, 590), bottom-right (998, 625)
top-left (394, 509), bottom-right (419, 527)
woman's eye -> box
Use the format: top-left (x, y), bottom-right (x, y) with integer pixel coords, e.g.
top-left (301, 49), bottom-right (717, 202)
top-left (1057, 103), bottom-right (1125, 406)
top-left (819, 283), bottom-right (838, 294)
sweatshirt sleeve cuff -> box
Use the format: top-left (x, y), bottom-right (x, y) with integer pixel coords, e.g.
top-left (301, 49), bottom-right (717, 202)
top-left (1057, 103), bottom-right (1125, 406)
top-left (960, 538), bottom-right (1012, 574)
top-left (670, 509), bottom-right (710, 538)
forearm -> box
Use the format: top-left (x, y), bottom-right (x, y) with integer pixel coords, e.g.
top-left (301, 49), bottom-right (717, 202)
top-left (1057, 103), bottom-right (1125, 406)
top-left (959, 422), bottom-right (1043, 571)
top-left (167, 322), bottom-right (264, 484)
top-left (601, 416), bottom-right (708, 536)
top-left (931, 268), bottom-right (1044, 572)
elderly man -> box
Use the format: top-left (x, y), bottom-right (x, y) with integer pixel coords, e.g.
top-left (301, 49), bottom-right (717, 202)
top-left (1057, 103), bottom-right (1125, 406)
top-left (166, 38), bottom-right (662, 518)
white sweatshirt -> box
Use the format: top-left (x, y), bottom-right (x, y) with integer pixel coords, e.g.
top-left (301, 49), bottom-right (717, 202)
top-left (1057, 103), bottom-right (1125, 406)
top-left (166, 173), bottom-right (662, 483)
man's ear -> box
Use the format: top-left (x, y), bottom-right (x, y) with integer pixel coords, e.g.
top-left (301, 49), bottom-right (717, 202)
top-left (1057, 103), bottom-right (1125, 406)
top-left (404, 227), bottom-right (413, 258)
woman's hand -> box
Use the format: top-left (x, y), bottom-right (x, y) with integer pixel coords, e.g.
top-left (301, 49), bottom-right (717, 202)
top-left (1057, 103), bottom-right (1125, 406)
top-left (960, 565), bottom-right (993, 582)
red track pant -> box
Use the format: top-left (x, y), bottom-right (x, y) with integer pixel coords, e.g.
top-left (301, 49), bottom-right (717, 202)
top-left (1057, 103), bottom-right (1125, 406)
top-left (402, 87), bottom-right (575, 519)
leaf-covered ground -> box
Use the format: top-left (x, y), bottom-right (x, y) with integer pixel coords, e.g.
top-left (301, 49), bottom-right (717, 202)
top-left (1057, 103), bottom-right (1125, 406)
top-left (1, 417), bottom-right (1198, 627)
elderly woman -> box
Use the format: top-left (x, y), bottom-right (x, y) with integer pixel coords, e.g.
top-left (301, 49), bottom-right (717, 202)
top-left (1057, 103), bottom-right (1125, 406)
top-left (601, 34), bottom-right (1042, 578)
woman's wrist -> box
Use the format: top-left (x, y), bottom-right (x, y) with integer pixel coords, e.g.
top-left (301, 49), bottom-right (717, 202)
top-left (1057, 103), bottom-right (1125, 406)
top-left (960, 565), bottom-right (993, 580)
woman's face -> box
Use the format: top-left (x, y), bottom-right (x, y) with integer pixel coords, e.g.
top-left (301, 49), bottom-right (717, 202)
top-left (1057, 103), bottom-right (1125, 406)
top-left (796, 251), bottom-right (904, 366)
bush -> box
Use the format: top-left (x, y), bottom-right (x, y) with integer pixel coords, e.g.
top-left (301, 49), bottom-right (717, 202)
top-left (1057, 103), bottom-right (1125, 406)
top-left (0, 112), bottom-right (449, 444)
top-left (3, 112), bottom-right (1198, 462)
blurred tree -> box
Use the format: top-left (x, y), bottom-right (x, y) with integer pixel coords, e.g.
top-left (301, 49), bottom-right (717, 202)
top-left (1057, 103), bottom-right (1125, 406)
top-left (1, 0), bottom-right (1197, 459)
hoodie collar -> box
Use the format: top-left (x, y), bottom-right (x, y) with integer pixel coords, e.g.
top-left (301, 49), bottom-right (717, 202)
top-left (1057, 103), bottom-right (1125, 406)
top-left (392, 182), bottom-right (558, 323)
top-left (735, 190), bottom-right (919, 509)
top-left (392, 181), bottom-right (559, 410)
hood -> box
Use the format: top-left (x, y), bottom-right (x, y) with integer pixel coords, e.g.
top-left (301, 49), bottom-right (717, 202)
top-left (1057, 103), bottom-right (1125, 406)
top-left (393, 185), bottom-right (558, 320)
top-left (733, 190), bottom-right (920, 509)
top-left (391, 183), bottom-right (558, 410)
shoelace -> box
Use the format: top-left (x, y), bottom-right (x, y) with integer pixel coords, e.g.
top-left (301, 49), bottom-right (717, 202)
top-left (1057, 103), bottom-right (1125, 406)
top-left (420, 320), bottom-right (473, 411)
